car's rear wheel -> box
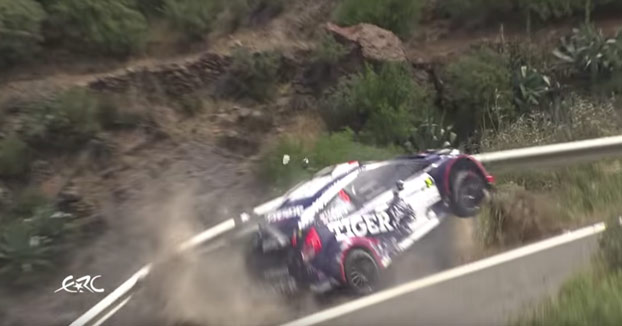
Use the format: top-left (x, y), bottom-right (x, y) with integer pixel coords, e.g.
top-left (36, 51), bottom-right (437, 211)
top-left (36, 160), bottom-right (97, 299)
top-left (345, 249), bottom-right (381, 295)
top-left (450, 170), bottom-right (487, 217)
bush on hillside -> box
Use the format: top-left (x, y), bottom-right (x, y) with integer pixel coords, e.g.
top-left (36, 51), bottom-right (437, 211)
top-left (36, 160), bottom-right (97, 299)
top-left (49, 0), bottom-right (148, 56)
top-left (162, 0), bottom-right (221, 40)
top-left (323, 62), bottom-right (433, 147)
top-left (133, 0), bottom-right (165, 16)
top-left (0, 136), bottom-right (30, 178)
top-left (333, 0), bottom-right (425, 38)
top-left (435, 0), bottom-right (513, 26)
top-left (518, 0), bottom-right (615, 22)
top-left (24, 88), bottom-right (103, 149)
top-left (312, 31), bottom-right (349, 66)
top-left (215, 47), bottom-right (280, 102)
top-left (437, 0), bottom-right (614, 26)
top-left (0, 0), bottom-right (46, 68)
top-left (553, 24), bottom-right (622, 81)
top-left (442, 47), bottom-right (513, 139)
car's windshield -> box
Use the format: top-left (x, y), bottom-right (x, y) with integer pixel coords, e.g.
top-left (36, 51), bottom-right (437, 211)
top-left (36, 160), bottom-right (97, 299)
top-left (345, 161), bottom-right (425, 206)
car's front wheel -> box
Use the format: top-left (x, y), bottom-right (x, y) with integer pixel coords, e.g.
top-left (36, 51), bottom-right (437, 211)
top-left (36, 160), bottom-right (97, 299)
top-left (344, 249), bottom-right (381, 296)
top-left (450, 170), bottom-right (487, 217)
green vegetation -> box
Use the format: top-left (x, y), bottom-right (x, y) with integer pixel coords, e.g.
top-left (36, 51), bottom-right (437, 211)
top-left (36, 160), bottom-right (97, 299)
top-left (49, 0), bottom-right (148, 56)
top-left (259, 130), bottom-right (401, 192)
top-left (443, 47), bottom-right (513, 138)
top-left (0, 136), bottom-right (31, 178)
top-left (0, 0), bottom-right (46, 67)
top-left (600, 215), bottom-right (622, 271)
top-left (323, 62), bottom-right (434, 147)
top-left (162, 0), bottom-right (220, 40)
top-left (24, 87), bottom-right (102, 149)
top-left (512, 270), bottom-right (622, 326)
top-left (437, 0), bottom-right (616, 26)
top-left (216, 47), bottom-right (281, 102)
top-left (511, 214), bottom-right (622, 326)
top-left (553, 24), bottom-right (622, 81)
top-left (0, 189), bottom-right (77, 283)
top-left (312, 31), bottom-right (349, 66)
top-left (333, 0), bottom-right (425, 38)
top-left (477, 95), bottom-right (622, 246)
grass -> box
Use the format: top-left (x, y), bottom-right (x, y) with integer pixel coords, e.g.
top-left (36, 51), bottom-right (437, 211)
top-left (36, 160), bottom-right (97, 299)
top-left (476, 94), bottom-right (622, 247)
top-left (512, 269), bottom-right (622, 326)
top-left (258, 129), bottom-right (402, 193)
top-left (512, 218), bottom-right (622, 326)
top-left (333, 0), bottom-right (425, 39)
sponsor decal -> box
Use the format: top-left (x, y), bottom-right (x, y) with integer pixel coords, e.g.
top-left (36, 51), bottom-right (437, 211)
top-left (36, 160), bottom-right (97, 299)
top-left (327, 211), bottom-right (395, 241)
top-left (266, 205), bottom-right (304, 222)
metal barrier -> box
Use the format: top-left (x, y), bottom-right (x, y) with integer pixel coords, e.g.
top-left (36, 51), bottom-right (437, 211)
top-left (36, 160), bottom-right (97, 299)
top-left (69, 135), bottom-right (622, 326)
top-left (473, 135), bottom-right (622, 171)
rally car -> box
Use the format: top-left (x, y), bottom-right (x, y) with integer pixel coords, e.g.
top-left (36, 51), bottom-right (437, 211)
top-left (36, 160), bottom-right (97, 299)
top-left (242, 149), bottom-right (494, 296)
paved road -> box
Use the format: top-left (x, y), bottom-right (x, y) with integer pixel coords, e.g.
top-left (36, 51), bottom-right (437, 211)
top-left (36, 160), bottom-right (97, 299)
top-left (296, 233), bottom-right (598, 326)
top-left (105, 217), bottom-right (476, 325)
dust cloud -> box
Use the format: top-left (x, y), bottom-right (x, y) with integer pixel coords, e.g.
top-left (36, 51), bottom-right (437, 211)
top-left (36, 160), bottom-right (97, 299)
top-left (109, 181), bottom-right (293, 326)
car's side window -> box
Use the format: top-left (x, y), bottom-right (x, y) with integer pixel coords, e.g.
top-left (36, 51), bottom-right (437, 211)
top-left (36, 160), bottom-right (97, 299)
top-left (317, 190), bottom-right (356, 224)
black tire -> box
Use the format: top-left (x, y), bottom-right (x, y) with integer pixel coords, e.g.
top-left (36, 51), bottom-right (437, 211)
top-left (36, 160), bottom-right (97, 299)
top-left (450, 170), bottom-right (487, 218)
top-left (344, 249), bottom-right (381, 296)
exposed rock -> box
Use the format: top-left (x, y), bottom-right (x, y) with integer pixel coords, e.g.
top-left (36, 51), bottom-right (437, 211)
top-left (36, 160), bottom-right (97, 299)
top-left (89, 53), bottom-right (232, 96)
top-left (326, 22), bottom-right (407, 62)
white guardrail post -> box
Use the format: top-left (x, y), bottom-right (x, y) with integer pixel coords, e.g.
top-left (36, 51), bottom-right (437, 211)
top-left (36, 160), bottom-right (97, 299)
top-left (69, 135), bottom-right (622, 326)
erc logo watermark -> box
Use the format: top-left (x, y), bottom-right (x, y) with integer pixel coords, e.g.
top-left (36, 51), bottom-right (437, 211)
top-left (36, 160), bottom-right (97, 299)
top-left (54, 275), bottom-right (105, 294)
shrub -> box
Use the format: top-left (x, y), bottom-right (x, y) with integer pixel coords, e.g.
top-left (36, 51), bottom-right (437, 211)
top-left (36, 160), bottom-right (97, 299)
top-left (323, 62), bottom-right (433, 147)
top-left (600, 216), bottom-right (622, 271)
top-left (259, 130), bottom-right (401, 192)
top-left (481, 95), bottom-right (621, 153)
top-left (216, 0), bottom-right (285, 32)
top-left (134, 0), bottom-right (165, 16)
top-left (512, 271), bottom-right (622, 326)
top-left (333, 0), bottom-right (425, 38)
top-left (216, 47), bottom-right (280, 102)
top-left (435, 0), bottom-right (513, 26)
top-left (0, 136), bottom-right (30, 178)
top-left (553, 24), bottom-right (622, 81)
top-left (25, 87), bottom-right (103, 149)
top-left (162, 0), bottom-right (221, 40)
top-left (312, 31), bottom-right (349, 65)
top-left (512, 66), bottom-right (557, 112)
top-left (443, 47), bottom-right (513, 139)
top-left (518, 0), bottom-right (615, 22)
top-left (518, 0), bottom-right (587, 21)
top-left (0, 0), bottom-right (46, 68)
top-left (0, 202), bottom-right (75, 281)
top-left (49, 0), bottom-right (148, 56)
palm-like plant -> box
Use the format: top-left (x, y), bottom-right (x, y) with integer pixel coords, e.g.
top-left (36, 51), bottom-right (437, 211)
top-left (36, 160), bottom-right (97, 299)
top-left (553, 24), bottom-right (622, 79)
top-left (513, 66), bottom-right (557, 110)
